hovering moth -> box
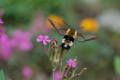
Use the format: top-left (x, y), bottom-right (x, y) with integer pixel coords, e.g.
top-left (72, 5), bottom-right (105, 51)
top-left (48, 18), bottom-right (97, 66)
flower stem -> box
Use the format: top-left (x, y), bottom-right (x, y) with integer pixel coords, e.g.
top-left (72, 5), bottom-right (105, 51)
top-left (42, 43), bottom-right (47, 54)
top-left (52, 69), bottom-right (55, 80)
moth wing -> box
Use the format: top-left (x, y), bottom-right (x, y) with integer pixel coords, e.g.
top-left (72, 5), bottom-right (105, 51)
top-left (76, 34), bottom-right (98, 42)
top-left (48, 19), bottom-right (68, 35)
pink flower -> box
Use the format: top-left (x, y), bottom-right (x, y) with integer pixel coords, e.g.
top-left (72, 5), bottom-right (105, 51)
top-left (36, 35), bottom-right (50, 53)
top-left (67, 59), bottom-right (77, 68)
top-left (12, 30), bottom-right (33, 51)
top-left (0, 18), bottom-right (3, 24)
top-left (36, 35), bottom-right (50, 46)
top-left (0, 34), bottom-right (13, 61)
top-left (22, 66), bottom-right (33, 78)
top-left (54, 70), bottom-right (61, 80)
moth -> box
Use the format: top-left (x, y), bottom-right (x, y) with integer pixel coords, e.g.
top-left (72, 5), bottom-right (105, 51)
top-left (48, 18), bottom-right (97, 67)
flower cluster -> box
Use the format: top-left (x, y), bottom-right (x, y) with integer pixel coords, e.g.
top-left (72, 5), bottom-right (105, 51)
top-left (12, 30), bottom-right (33, 51)
top-left (0, 17), bottom-right (34, 80)
top-left (63, 57), bottom-right (87, 79)
top-left (0, 29), bottom-right (33, 61)
top-left (53, 57), bottom-right (87, 80)
top-left (47, 38), bottom-right (87, 79)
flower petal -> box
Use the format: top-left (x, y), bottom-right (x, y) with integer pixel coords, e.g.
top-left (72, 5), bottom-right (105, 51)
top-left (39, 35), bottom-right (44, 39)
top-left (44, 35), bottom-right (49, 40)
top-left (36, 35), bottom-right (43, 42)
top-left (72, 62), bottom-right (77, 68)
top-left (46, 40), bottom-right (51, 43)
top-left (42, 40), bottom-right (47, 46)
top-left (0, 18), bottom-right (3, 24)
top-left (36, 38), bottom-right (42, 42)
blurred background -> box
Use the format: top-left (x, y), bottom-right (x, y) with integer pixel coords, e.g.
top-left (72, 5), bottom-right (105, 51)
top-left (0, 0), bottom-right (120, 80)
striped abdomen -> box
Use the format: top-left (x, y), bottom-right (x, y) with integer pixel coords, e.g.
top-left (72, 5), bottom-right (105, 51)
top-left (61, 29), bottom-right (77, 50)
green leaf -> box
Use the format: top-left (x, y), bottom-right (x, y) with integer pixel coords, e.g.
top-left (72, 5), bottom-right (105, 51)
top-left (114, 56), bottom-right (120, 75)
top-left (0, 70), bottom-right (4, 80)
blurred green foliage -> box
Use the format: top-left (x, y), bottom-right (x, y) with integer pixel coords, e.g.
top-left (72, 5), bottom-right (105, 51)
top-left (0, 70), bottom-right (4, 80)
top-left (0, 0), bottom-right (120, 80)
top-left (114, 56), bottom-right (120, 75)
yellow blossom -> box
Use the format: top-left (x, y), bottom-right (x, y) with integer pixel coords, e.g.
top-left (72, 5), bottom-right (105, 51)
top-left (47, 15), bottom-right (64, 29)
top-left (80, 18), bottom-right (99, 33)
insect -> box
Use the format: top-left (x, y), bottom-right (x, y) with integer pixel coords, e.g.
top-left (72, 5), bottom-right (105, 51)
top-left (48, 18), bottom-right (97, 66)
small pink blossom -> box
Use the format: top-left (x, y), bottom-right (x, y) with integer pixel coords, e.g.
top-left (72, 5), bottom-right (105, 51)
top-left (22, 66), bottom-right (33, 78)
top-left (36, 35), bottom-right (50, 53)
top-left (54, 70), bottom-right (61, 80)
top-left (36, 35), bottom-right (50, 46)
top-left (0, 34), bottom-right (13, 61)
top-left (0, 18), bottom-right (3, 24)
top-left (12, 30), bottom-right (33, 51)
top-left (67, 59), bottom-right (77, 68)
